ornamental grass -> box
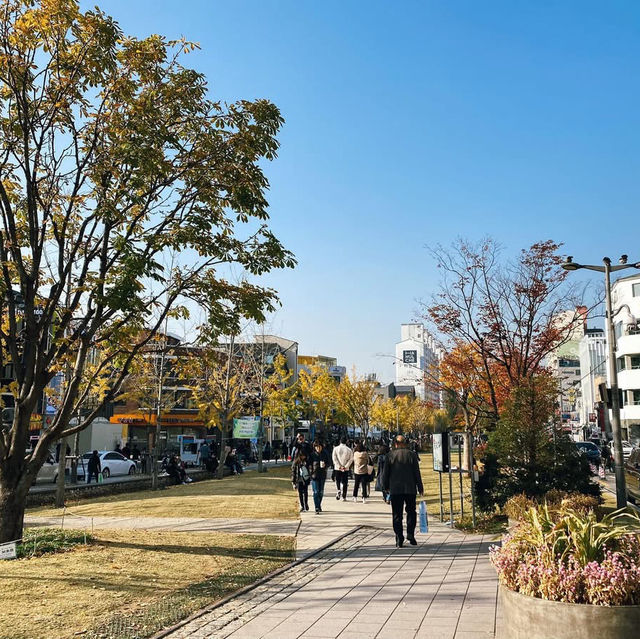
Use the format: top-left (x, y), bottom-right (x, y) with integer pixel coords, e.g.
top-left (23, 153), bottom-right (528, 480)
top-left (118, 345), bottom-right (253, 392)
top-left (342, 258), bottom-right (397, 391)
top-left (490, 505), bottom-right (640, 605)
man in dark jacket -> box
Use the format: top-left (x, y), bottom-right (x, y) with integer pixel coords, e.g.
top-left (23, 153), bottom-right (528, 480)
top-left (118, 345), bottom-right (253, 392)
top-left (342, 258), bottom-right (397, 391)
top-left (382, 435), bottom-right (424, 547)
top-left (87, 450), bottom-right (101, 483)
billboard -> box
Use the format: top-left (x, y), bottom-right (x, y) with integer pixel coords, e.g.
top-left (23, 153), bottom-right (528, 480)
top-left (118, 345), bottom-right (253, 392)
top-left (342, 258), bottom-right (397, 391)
top-left (232, 416), bottom-right (261, 439)
top-left (403, 350), bottom-right (418, 364)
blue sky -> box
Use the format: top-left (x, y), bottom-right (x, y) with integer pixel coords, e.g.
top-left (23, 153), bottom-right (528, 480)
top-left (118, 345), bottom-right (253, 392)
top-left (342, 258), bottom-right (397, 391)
top-left (94, 1), bottom-right (640, 382)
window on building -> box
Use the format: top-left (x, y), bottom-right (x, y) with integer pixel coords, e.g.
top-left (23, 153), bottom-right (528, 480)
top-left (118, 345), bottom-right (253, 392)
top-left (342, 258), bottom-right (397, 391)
top-left (633, 283), bottom-right (640, 297)
top-left (632, 390), bottom-right (640, 405)
top-left (617, 357), bottom-right (626, 372)
top-left (615, 322), bottom-right (623, 340)
top-left (631, 355), bottom-right (640, 369)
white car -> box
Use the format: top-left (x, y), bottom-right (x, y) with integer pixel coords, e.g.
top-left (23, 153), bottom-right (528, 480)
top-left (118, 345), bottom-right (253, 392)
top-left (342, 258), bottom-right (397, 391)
top-left (35, 453), bottom-right (59, 484)
top-left (77, 450), bottom-right (136, 479)
top-left (622, 441), bottom-right (634, 460)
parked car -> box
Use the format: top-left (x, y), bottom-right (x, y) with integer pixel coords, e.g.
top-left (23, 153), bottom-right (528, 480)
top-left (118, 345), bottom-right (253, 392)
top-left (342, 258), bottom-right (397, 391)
top-left (77, 450), bottom-right (136, 479)
top-left (575, 441), bottom-right (602, 466)
top-left (35, 453), bottom-right (59, 484)
top-left (621, 440), bottom-right (634, 460)
top-left (624, 447), bottom-right (640, 504)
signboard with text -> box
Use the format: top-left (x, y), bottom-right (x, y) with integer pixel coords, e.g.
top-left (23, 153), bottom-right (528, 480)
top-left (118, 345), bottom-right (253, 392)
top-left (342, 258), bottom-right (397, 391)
top-left (0, 541), bottom-right (17, 560)
top-left (233, 416), bottom-right (261, 439)
top-left (432, 433), bottom-right (450, 473)
top-left (403, 350), bottom-right (418, 364)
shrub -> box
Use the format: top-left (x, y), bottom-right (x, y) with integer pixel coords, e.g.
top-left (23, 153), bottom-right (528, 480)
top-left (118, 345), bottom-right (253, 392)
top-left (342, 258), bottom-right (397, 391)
top-left (504, 491), bottom-right (601, 522)
top-left (474, 383), bottom-right (601, 512)
top-left (491, 505), bottom-right (640, 605)
top-left (17, 528), bottom-right (92, 558)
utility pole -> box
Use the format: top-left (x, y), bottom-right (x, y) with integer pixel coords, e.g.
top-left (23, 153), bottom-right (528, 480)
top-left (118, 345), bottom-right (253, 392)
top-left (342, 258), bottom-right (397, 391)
top-left (562, 255), bottom-right (632, 508)
top-left (603, 259), bottom-right (627, 508)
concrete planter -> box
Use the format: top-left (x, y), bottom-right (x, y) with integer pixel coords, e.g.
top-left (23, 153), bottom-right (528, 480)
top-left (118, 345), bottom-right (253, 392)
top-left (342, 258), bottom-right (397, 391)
top-left (499, 585), bottom-right (640, 639)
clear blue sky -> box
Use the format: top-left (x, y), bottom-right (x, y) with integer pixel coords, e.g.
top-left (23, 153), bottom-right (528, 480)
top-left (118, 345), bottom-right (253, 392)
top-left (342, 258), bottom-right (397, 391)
top-left (94, 1), bottom-right (640, 382)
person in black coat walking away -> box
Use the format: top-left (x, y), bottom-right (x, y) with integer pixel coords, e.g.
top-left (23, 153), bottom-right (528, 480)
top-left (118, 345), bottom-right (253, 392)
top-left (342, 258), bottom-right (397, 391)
top-left (309, 441), bottom-right (330, 513)
top-left (87, 450), bottom-right (101, 483)
top-left (382, 435), bottom-right (424, 547)
top-left (291, 451), bottom-right (311, 512)
top-left (375, 443), bottom-right (390, 504)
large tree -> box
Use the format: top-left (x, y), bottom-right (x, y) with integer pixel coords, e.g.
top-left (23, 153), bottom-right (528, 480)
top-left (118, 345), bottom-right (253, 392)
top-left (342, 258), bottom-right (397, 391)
top-left (0, 0), bottom-right (294, 542)
top-left (338, 373), bottom-right (379, 441)
top-left (427, 238), bottom-right (585, 425)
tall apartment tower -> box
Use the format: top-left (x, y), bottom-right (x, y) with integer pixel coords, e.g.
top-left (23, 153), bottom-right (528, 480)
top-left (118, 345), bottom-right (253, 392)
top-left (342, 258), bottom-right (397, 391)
top-left (395, 323), bottom-right (442, 405)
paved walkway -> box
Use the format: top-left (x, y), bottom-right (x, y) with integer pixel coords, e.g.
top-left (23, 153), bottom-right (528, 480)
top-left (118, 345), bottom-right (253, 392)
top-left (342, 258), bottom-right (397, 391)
top-left (26, 469), bottom-right (501, 637)
top-left (161, 522), bottom-right (498, 639)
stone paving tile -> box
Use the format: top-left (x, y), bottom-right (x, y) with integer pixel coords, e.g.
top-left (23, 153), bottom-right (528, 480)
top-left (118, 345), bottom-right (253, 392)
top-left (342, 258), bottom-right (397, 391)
top-left (159, 497), bottom-right (498, 639)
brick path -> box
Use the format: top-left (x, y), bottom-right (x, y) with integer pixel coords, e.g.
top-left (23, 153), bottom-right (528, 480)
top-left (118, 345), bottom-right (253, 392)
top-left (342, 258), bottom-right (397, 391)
top-left (160, 524), bottom-right (498, 639)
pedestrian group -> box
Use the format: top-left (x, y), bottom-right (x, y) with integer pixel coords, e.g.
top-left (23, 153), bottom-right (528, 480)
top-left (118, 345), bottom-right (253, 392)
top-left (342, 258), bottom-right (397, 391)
top-left (290, 433), bottom-right (423, 546)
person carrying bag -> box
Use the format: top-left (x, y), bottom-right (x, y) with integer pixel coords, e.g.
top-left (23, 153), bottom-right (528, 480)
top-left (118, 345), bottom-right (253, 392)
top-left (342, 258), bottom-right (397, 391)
top-left (291, 451), bottom-right (311, 512)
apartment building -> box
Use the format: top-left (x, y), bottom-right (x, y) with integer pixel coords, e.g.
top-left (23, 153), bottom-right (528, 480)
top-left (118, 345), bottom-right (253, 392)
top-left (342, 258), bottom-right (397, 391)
top-left (394, 323), bottom-right (442, 405)
top-left (611, 274), bottom-right (640, 442)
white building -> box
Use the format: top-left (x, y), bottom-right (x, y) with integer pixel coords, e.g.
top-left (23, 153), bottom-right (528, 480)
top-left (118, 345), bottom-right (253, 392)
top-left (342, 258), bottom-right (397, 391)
top-left (395, 323), bottom-right (442, 405)
top-left (611, 274), bottom-right (640, 442)
top-left (547, 308), bottom-right (587, 434)
top-left (578, 328), bottom-right (607, 437)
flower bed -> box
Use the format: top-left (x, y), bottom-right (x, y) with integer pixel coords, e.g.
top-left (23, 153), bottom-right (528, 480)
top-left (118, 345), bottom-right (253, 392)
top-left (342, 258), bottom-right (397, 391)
top-left (491, 505), bottom-right (640, 605)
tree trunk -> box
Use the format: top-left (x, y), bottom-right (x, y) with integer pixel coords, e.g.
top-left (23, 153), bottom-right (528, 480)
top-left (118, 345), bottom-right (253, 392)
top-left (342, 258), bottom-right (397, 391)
top-left (55, 436), bottom-right (68, 508)
top-left (0, 482), bottom-right (29, 544)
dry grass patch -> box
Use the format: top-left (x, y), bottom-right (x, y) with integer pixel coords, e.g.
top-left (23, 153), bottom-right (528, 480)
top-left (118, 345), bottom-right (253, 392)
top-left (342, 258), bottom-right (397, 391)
top-left (419, 452), bottom-right (473, 521)
top-left (32, 465), bottom-right (298, 520)
top-left (0, 528), bottom-right (294, 639)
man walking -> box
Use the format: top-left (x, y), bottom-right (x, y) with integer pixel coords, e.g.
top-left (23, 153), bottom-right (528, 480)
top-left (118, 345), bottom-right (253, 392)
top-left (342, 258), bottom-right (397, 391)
top-left (382, 435), bottom-right (423, 548)
top-left (332, 436), bottom-right (354, 500)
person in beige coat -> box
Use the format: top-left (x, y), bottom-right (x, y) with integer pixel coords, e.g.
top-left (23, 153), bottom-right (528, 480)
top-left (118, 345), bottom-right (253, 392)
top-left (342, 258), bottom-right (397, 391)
top-left (352, 441), bottom-right (371, 503)
top-left (332, 436), bottom-right (354, 501)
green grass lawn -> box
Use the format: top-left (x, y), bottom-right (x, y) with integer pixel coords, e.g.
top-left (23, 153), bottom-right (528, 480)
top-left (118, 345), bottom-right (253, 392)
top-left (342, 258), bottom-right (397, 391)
top-left (0, 529), bottom-right (294, 639)
top-left (31, 465), bottom-right (299, 520)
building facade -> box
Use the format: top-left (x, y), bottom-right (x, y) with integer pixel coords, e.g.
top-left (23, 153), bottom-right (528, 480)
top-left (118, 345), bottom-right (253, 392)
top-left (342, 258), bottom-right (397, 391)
top-left (578, 328), bottom-right (608, 439)
top-left (611, 274), bottom-right (640, 443)
top-left (394, 323), bottom-right (442, 405)
top-left (547, 308), bottom-right (587, 436)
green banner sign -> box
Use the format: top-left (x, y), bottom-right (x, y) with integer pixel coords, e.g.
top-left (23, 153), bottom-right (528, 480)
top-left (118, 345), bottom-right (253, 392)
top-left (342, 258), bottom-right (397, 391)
top-left (232, 416), bottom-right (261, 439)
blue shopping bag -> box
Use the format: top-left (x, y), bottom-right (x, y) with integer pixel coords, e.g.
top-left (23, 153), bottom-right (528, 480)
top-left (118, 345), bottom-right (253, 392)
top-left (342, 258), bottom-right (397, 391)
top-left (419, 500), bottom-right (428, 533)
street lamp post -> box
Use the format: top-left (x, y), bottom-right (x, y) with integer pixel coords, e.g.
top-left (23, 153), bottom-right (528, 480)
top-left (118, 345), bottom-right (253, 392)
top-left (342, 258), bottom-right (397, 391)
top-left (561, 255), bottom-right (639, 508)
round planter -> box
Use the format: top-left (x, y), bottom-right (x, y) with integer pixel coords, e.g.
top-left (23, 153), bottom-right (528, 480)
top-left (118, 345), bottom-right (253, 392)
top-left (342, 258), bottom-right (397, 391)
top-left (499, 584), bottom-right (640, 639)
